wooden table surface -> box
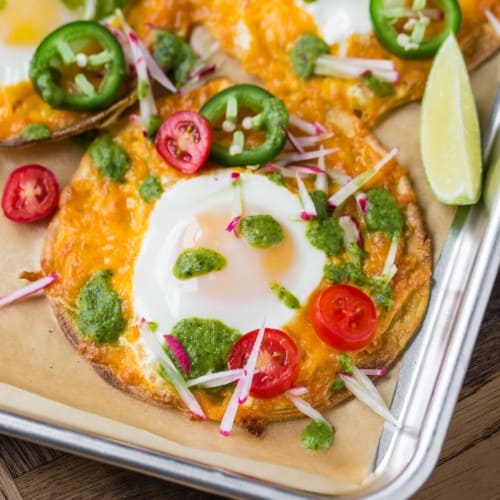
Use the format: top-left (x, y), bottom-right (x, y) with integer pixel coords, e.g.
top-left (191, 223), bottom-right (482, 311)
top-left (1, 274), bottom-right (498, 499)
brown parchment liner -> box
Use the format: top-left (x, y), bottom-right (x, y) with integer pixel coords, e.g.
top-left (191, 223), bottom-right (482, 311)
top-left (0, 54), bottom-right (498, 495)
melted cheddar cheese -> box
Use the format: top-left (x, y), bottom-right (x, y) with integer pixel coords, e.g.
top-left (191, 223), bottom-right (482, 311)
top-left (42, 80), bottom-right (431, 426)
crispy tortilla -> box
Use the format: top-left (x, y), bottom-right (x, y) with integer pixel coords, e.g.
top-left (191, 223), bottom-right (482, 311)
top-left (185, 0), bottom-right (500, 125)
top-left (41, 78), bottom-right (431, 433)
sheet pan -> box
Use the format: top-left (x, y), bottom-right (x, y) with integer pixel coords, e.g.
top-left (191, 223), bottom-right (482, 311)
top-left (0, 55), bottom-right (498, 498)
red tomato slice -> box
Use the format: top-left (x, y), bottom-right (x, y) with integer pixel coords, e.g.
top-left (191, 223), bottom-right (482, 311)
top-left (1, 164), bottom-right (59, 223)
top-left (155, 110), bottom-right (213, 173)
top-left (310, 284), bottom-right (377, 351)
top-left (228, 328), bottom-right (300, 399)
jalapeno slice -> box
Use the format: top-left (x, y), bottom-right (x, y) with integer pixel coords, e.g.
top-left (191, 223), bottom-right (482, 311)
top-left (199, 84), bottom-right (288, 166)
top-left (29, 21), bottom-right (126, 111)
top-left (370, 0), bottom-right (461, 59)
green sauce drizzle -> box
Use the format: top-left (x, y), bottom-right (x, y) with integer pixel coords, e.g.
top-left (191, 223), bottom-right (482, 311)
top-left (324, 263), bottom-right (392, 309)
top-left (170, 318), bottom-right (240, 379)
top-left (365, 188), bottom-right (404, 238)
top-left (270, 282), bottom-right (300, 309)
top-left (291, 33), bottom-right (329, 80)
top-left (301, 420), bottom-right (335, 450)
top-left (139, 176), bottom-right (164, 203)
top-left (153, 30), bottom-right (197, 87)
top-left (330, 378), bottom-right (345, 393)
top-left (76, 270), bottom-right (126, 343)
top-left (363, 74), bottom-right (396, 97)
top-left (173, 247), bottom-right (227, 280)
top-left (338, 353), bottom-right (354, 374)
top-left (88, 134), bottom-right (130, 182)
top-left (305, 191), bottom-right (343, 256)
top-left (22, 123), bottom-right (52, 141)
top-left (306, 218), bottom-right (343, 256)
top-left (266, 172), bottom-right (285, 187)
top-left (240, 214), bottom-right (284, 249)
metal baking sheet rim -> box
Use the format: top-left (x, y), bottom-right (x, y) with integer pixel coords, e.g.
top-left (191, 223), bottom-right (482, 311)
top-left (0, 103), bottom-right (499, 500)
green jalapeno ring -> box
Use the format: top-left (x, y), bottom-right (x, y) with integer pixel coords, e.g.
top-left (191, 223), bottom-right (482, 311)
top-left (29, 21), bottom-right (126, 111)
top-left (199, 84), bottom-right (289, 166)
top-left (370, 0), bottom-right (461, 59)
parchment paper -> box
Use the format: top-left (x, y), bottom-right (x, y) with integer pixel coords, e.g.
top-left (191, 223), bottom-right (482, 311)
top-left (0, 54), bottom-right (498, 495)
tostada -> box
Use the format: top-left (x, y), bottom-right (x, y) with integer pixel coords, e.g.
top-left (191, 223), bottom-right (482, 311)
top-left (41, 78), bottom-right (431, 440)
top-left (186, 0), bottom-right (500, 124)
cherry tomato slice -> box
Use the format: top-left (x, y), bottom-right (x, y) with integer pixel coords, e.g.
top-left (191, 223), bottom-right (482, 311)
top-left (155, 110), bottom-right (213, 174)
top-left (228, 328), bottom-right (300, 399)
top-left (1, 164), bottom-right (59, 223)
top-left (310, 284), bottom-right (377, 351)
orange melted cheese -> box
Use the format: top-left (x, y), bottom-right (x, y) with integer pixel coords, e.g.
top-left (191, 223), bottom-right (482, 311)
top-left (1, 0), bottom-right (497, 139)
top-left (189, 0), bottom-right (500, 125)
top-left (0, 81), bottom-right (87, 139)
top-left (42, 79), bottom-right (431, 422)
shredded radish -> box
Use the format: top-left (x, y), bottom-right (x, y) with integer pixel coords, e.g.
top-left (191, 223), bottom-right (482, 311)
top-left (110, 14), bottom-right (176, 93)
top-left (381, 237), bottom-right (399, 282)
top-left (286, 386), bottom-right (309, 397)
top-left (225, 174), bottom-right (243, 235)
top-left (231, 173), bottom-right (243, 213)
top-left (263, 163), bottom-right (309, 179)
top-left (360, 368), bottom-right (387, 377)
top-left (103, 24), bottom-right (134, 67)
top-left (187, 369), bottom-right (245, 388)
top-left (194, 64), bottom-right (217, 80)
top-left (287, 164), bottom-right (327, 175)
top-left (237, 322), bottom-right (266, 404)
top-left (283, 127), bottom-right (305, 153)
top-left (0, 274), bottom-right (58, 308)
top-left (339, 215), bottom-right (362, 248)
top-left (164, 335), bottom-right (191, 375)
top-left (178, 67), bottom-right (223, 96)
top-left (277, 147), bottom-right (337, 163)
top-left (285, 391), bottom-right (331, 426)
top-left (264, 163), bottom-right (278, 173)
top-left (315, 55), bottom-right (400, 83)
top-left (338, 372), bottom-right (399, 428)
top-left (225, 215), bottom-right (241, 234)
top-left (314, 146), bottom-right (328, 192)
top-left (137, 39), bottom-right (176, 92)
top-left (327, 167), bottom-right (351, 186)
top-left (351, 366), bottom-right (388, 408)
top-left (337, 57), bottom-right (395, 71)
top-left (288, 115), bottom-right (319, 135)
top-left (296, 173), bottom-right (318, 219)
top-left (115, 11), bottom-right (157, 132)
top-left (312, 121), bottom-right (327, 134)
top-left (138, 320), bottom-right (206, 419)
top-left (485, 9), bottom-right (500, 35)
top-left (285, 132), bottom-right (333, 149)
top-left (328, 148), bottom-right (398, 209)
top-left (220, 321), bottom-right (266, 436)
top-left (315, 58), bottom-right (365, 79)
top-left (355, 192), bottom-right (368, 217)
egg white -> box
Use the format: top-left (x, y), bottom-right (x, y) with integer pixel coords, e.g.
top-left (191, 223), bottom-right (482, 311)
top-left (0, 1), bottom-right (79, 86)
top-left (133, 170), bottom-right (326, 337)
top-left (296, 0), bottom-right (373, 45)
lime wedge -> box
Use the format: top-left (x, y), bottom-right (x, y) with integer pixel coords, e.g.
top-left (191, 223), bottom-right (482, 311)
top-left (420, 34), bottom-right (482, 205)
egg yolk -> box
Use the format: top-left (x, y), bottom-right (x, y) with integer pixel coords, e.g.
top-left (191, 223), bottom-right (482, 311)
top-left (0, 0), bottom-right (73, 45)
top-left (172, 205), bottom-right (296, 304)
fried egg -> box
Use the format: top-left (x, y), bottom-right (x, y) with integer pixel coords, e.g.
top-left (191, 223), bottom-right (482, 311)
top-left (296, 0), bottom-right (373, 45)
top-left (0, 0), bottom-right (79, 86)
top-left (133, 170), bottom-right (326, 335)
